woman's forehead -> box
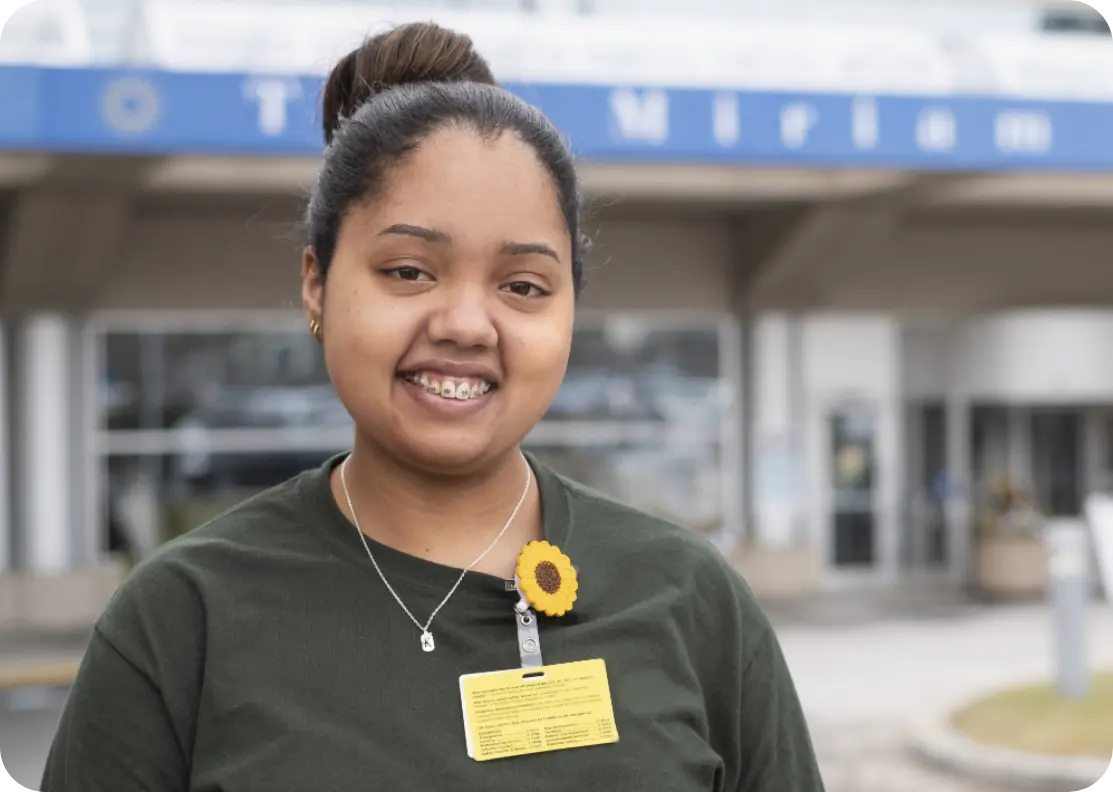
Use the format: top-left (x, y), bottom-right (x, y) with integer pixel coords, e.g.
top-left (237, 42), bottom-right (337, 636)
top-left (344, 129), bottom-right (569, 248)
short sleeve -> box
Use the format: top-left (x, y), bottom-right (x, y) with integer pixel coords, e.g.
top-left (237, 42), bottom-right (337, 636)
top-left (691, 554), bottom-right (826, 792)
top-left (39, 553), bottom-right (207, 792)
top-left (732, 626), bottom-right (826, 791)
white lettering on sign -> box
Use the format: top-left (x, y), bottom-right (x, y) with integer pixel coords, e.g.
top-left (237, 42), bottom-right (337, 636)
top-left (780, 103), bottom-right (817, 149)
top-left (244, 78), bottom-right (303, 137)
top-left (995, 110), bottom-right (1052, 154)
top-left (916, 107), bottom-right (956, 152)
top-left (609, 88), bottom-right (668, 144)
top-left (100, 76), bottom-right (161, 135)
top-left (712, 92), bottom-right (740, 147)
top-left (852, 97), bottom-right (878, 150)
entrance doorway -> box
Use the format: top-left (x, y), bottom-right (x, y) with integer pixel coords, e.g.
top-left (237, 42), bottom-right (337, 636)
top-left (1030, 409), bottom-right (1082, 517)
top-left (903, 400), bottom-right (949, 574)
top-left (970, 405), bottom-right (1088, 521)
top-left (826, 406), bottom-right (879, 573)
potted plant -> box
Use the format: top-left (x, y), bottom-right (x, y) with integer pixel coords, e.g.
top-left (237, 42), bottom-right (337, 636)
top-left (972, 471), bottom-right (1048, 600)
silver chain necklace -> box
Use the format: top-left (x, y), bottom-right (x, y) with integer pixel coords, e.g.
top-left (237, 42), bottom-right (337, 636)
top-left (339, 454), bottom-right (532, 653)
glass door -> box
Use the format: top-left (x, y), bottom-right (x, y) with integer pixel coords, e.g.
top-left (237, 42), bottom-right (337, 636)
top-left (1031, 409), bottom-right (1083, 517)
top-left (827, 406), bottom-right (879, 571)
top-left (902, 400), bottom-right (949, 573)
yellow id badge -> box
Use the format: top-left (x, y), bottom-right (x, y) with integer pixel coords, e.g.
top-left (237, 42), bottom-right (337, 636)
top-left (459, 659), bottom-right (620, 762)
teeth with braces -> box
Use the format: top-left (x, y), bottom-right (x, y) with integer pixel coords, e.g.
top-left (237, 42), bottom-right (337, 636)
top-left (404, 373), bottom-right (494, 401)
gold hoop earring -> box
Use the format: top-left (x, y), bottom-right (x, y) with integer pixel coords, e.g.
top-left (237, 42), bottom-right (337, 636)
top-left (309, 318), bottom-right (322, 342)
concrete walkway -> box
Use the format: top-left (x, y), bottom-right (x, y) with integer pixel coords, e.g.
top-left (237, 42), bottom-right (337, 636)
top-left (781, 602), bottom-right (1113, 791)
top-left (2, 604), bottom-right (1112, 791)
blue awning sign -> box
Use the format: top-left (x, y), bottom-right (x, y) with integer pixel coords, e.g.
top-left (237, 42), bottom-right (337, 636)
top-left (1, 64), bottom-right (1110, 172)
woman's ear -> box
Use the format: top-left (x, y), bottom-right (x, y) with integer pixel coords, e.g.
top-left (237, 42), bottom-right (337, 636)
top-left (301, 247), bottom-right (325, 322)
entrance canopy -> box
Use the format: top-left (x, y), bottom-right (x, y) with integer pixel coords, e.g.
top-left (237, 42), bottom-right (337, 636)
top-left (2, 0), bottom-right (1113, 316)
top-left (4, 61), bottom-right (1113, 314)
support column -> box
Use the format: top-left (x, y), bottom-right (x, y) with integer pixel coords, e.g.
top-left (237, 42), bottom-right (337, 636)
top-left (879, 321), bottom-right (905, 586)
top-left (724, 314), bottom-right (750, 554)
top-left (16, 314), bottom-right (74, 573)
top-left (945, 388), bottom-right (973, 588)
top-left (1, 167), bottom-right (139, 571)
top-left (750, 312), bottom-right (805, 549)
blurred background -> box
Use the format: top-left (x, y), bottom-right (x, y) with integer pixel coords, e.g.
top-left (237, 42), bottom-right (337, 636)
top-left (2, 0), bottom-right (1113, 790)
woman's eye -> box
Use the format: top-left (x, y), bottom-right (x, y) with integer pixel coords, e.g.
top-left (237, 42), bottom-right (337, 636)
top-left (387, 266), bottom-right (430, 282)
top-left (503, 281), bottom-right (545, 298)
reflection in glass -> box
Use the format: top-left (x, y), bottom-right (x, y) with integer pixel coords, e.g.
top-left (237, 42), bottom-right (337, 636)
top-left (971, 405), bottom-right (1009, 508)
top-left (106, 442), bottom-right (727, 554)
top-left (106, 451), bottom-right (342, 550)
top-left (525, 440), bottom-right (727, 544)
top-left (98, 318), bottom-right (736, 554)
top-left (102, 331), bottom-right (347, 431)
top-left (549, 321), bottom-right (726, 425)
top-left (103, 321), bottom-right (729, 431)
top-left (902, 401), bottom-right (948, 569)
top-left (1031, 409), bottom-right (1082, 517)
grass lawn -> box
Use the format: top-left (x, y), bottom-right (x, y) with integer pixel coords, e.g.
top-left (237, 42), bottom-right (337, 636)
top-left (952, 672), bottom-right (1113, 759)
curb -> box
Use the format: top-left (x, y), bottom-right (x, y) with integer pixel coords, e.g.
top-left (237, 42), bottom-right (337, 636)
top-left (908, 713), bottom-right (1110, 792)
top-left (0, 659), bottom-right (80, 691)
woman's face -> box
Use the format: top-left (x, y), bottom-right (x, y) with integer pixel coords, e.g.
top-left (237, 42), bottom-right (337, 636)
top-left (303, 127), bottom-right (575, 474)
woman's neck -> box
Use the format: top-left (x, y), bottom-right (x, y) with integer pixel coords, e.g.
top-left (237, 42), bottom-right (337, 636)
top-left (330, 440), bottom-right (543, 579)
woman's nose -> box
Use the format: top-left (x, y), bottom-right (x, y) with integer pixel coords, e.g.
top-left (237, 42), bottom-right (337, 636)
top-left (426, 284), bottom-right (498, 350)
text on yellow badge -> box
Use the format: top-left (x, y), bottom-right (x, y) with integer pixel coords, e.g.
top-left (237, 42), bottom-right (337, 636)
top-left (459, 659), bottom-right (620, 762)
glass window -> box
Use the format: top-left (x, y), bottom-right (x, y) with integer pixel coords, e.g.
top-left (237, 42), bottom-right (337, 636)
top-left (105, 442), bottom-right (729, 550)
top-left (105, 450), bottom-right (342, 551)
top-left (102, 333), bottom-right (145, 430)
top-left (1031, 409), bottom-right (1082, 517)
top-left (102, 320), bottom-right (727, 431)
top-left (549, 319), bottom-right (726, 427)
top-left (970, 405), bottom-right (1009, 503)
top-left (97, 315), bottom-right (738, 555)
top-left (902, 400), bottom-right (948, 569)
top-left (101, 330), bottom-right (346, 431)
top-left (524, 439), bottom-right (728, 546)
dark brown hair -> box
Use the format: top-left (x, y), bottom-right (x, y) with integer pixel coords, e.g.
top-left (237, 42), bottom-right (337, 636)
top-left (306, 22), bottom-right (587, 294)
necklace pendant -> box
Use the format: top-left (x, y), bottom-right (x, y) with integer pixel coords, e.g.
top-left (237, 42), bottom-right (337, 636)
top-left (420, 631), bottom-right (436, 653)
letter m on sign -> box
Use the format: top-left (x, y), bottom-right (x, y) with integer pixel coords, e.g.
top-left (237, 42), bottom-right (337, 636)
top-left (608, 88), bottom-right (669, 145)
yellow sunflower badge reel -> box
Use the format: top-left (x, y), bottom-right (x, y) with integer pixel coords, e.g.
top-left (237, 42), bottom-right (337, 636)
top-left (458, 541), bottom-right (620, 762)
top-left (514, 540), bottom-right (578, 618)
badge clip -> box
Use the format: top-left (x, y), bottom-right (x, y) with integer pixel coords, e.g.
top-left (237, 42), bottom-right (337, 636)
top-left (514, 592), bottom-right (543, 668)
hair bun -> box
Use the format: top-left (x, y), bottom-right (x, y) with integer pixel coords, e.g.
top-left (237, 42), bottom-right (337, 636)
top-left (322, 21), bottom-right (496, 144)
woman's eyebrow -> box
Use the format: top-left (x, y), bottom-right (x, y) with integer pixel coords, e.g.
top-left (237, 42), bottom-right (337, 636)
top-left (378, 223), bottom-right (450, 243)
top-left (501, 241), bottom-right (560, 262)
top-left (378, 224), bottom-right (560, 263)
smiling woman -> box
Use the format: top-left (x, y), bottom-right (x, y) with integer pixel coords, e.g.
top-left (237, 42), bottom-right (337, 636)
top-left (39, 20), bottom-right (825, 792)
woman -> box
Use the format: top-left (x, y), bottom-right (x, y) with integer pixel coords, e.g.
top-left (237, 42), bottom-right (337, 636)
top-left (41, 22), bottom-right (826, 792)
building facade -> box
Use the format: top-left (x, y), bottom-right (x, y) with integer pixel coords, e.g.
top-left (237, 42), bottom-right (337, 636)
top-left (3, 0), bottom-right (1113, 602)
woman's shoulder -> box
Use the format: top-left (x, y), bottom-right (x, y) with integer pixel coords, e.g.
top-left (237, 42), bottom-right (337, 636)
top-left (96, 467), bottom-right (323, 642)
top-left (139, 468), bottom-right (314, 571)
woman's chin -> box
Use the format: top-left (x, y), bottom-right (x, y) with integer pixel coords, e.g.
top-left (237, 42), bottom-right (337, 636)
top-left (391, 429), bottom-right (513, 476)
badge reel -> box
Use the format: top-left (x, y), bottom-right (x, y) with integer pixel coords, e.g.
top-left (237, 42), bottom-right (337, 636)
top-left (514, 583), bottom-right (544, 669)
top-left (458, 541), bottom-right (620, 763)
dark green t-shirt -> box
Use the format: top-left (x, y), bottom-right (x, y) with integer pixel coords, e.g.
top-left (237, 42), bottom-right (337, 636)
top-left (41, 453), bottom-right (825, 792)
